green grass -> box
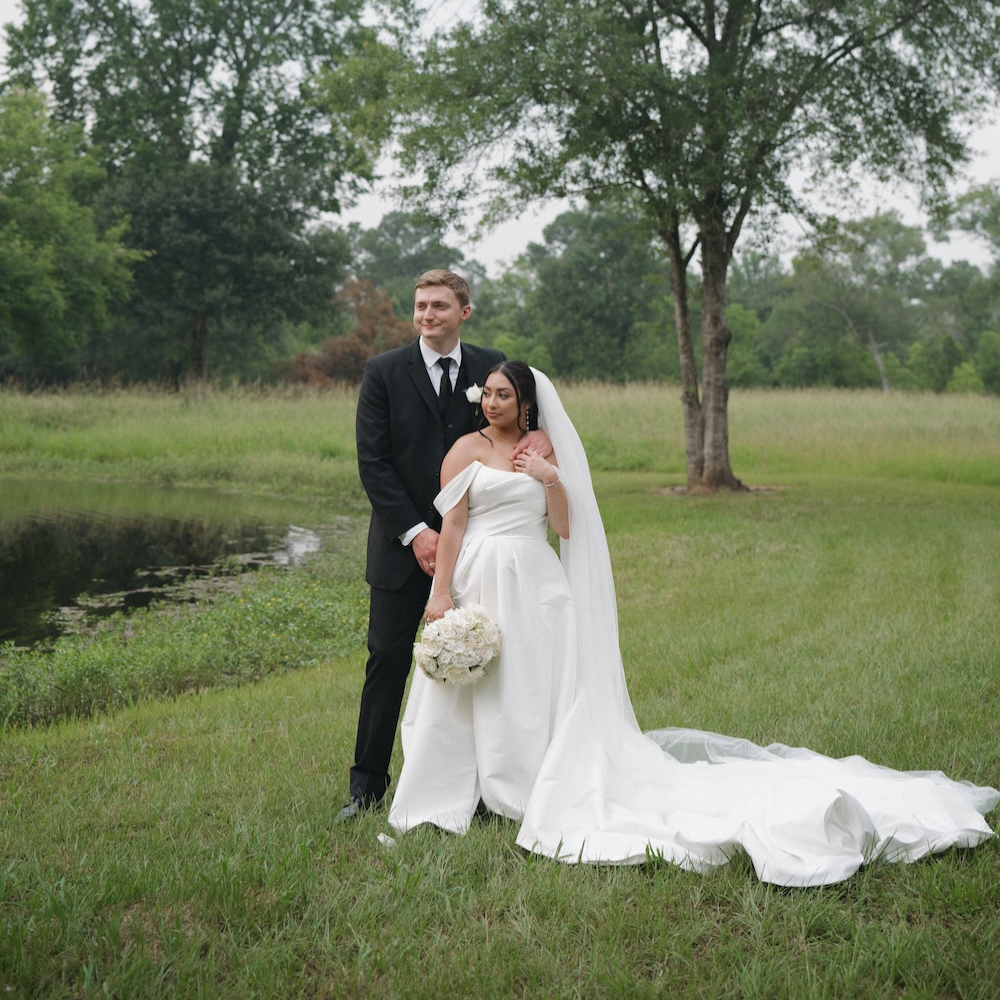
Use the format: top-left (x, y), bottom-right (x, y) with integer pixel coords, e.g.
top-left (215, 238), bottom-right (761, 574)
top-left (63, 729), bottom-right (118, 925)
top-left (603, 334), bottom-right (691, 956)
top-left (1, 385), bottom-right (999, 998)
top-left (0, 384), bottom-right (365, 504)
top-left (4, 384), bottom-right (998, 488)
top-left (0, 533), bottom-right (369, 727)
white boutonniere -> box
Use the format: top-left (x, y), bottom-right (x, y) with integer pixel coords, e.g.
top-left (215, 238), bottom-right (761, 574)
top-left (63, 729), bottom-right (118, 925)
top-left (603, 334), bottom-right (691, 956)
top-left (465, 384), bottom-right (483, 404)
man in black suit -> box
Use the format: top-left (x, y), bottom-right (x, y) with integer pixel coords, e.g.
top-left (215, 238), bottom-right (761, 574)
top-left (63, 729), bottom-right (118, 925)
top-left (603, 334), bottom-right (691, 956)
top-left (339, 270), bottom-right (506, 820)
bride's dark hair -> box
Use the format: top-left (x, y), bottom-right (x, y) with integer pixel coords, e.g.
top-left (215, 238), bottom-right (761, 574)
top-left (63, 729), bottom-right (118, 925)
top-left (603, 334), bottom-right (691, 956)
top-left (479, 360), bottom-right (537, 439)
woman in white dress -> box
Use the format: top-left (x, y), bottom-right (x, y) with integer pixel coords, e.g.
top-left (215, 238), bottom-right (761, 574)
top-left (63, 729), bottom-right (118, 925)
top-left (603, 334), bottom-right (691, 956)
top-left (388, 362), bottom-right (998, 886)
top-left (389, 361), bottom-right (575, 831)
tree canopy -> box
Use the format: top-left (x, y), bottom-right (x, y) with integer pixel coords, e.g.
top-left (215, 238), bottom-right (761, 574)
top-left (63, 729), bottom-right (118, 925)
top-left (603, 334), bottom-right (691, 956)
top-left (3, 0), bottom-right (401, 382)
top-left (396, 0), bottom-right (1000, 488)
top-left (0, 87), bottom-right (141, 377)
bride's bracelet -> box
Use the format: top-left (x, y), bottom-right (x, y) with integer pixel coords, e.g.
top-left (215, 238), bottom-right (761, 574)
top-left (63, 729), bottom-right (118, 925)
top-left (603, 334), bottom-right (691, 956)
top-left (544, 477), bottom-right (562, 489)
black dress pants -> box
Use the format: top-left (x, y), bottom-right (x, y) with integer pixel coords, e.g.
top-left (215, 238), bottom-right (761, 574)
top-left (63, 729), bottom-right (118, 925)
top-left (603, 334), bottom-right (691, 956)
top-left (349, 566), bottom-right (432, 804)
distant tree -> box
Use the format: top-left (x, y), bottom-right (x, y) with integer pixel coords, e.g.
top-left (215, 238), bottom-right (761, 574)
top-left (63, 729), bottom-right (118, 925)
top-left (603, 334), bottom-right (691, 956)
top-left (790, 213), bottom-right (933, 391)
top-left (101, 165), bottom-right (350, 384)
top-left (921, 260), bottom-right (995, 352)
top-left (727, 251), bottom-right (787, 325)
top-left (280, 279), bottom-right (412, 385)
top-left (973, 331), bottom-right (1000, 393)
top-left (0, 88), bottom-right (141, 378)
top-left (905, 333), bottom-right (966, 391)
top-left (724, 303), bottom-right (768, 388)
top-left (955, 183), bottom-right (1000, 255)
top-left (397, 0), bottom-right (1000, 489)
top-left (946, 362), bottom-right (985, 393)
top-left (5, 0), bottom-right (401, 382)
top-left (521, 206), bottom-right (672, 381)
top-left (349, 211), bottom-right (471, 317)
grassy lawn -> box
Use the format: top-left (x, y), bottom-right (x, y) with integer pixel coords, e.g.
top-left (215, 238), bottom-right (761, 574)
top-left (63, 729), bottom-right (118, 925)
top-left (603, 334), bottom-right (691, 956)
top-left (1, 385), bottom-right (998, 998)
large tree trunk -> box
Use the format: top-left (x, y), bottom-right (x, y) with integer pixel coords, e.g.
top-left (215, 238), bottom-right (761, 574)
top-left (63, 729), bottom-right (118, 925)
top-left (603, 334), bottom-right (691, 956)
top-left (696, 219), bottom-right (744, 492)
top-left (663, 221), bottom-right (704, 486)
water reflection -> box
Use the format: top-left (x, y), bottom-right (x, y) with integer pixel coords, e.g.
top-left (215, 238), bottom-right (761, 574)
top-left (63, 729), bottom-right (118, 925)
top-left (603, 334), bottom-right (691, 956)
top-left (0, 479), bottom-right (328, 647)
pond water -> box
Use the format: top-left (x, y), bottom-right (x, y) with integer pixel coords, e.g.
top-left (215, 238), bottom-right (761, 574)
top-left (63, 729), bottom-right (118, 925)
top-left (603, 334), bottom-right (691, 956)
top-left (0, 479), bottom-right (335, 648)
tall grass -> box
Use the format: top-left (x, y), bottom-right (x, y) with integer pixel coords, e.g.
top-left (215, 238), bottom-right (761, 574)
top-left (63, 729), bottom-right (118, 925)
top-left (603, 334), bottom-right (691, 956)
top-left (567, 383), bottom-right (1000, 484)
top-left (1, 385), bottom-right (998, 998)
top-left (4, 383), bottom-right (998, 487)
top-left (0, 384), bottom-right (364, 504)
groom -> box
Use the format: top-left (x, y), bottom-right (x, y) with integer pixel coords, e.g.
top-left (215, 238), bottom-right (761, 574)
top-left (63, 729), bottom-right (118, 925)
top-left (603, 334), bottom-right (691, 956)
top-left (339, 269), bottom-right (506, 820)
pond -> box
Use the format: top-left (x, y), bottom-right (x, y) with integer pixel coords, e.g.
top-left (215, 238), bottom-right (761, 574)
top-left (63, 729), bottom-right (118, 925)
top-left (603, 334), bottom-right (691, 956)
top-left (0, 479), bottom-right (338, 648)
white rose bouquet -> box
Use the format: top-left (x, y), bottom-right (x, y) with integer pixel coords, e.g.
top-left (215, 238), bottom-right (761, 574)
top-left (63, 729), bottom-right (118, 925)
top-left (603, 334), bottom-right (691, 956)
top-left (414, 603), bottom-right (502, 685)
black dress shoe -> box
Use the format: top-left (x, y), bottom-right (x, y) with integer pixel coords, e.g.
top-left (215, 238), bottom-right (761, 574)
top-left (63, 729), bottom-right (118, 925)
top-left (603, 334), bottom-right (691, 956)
top-left (335, 794), bottom-right (381, 824)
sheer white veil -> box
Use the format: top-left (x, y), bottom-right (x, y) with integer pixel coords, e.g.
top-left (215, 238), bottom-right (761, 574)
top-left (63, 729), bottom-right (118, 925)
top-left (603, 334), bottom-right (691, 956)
top-left (531, 368), bottom-right (640, 733)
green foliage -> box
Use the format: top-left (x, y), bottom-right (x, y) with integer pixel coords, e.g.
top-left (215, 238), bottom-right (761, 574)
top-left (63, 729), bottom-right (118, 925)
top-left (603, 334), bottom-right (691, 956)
top-left (400, 2), bottom-right (1000, 224)
top-left (974, 331), bottom-right (1000, 392)
top-left (523, 208), bottom-right (674, 381)
top-left (908, 333), bottom-right (966, 392)
top-left (4, 0), bottom-right (404, 382)
top-left (0, 88), bottom-right (142, 376)
top-left (97, 164), bottom-right (351, 383)
top-left (946, 361), bottom-right (986, 393)
top-left (349, 210), bottom-right (473, 318)
top-left (5, 0), bottom-right (389, 208)
top-left (955, 181), bottom-right (1000, 254)
top-left (725, 303), bottom-right (768, 388)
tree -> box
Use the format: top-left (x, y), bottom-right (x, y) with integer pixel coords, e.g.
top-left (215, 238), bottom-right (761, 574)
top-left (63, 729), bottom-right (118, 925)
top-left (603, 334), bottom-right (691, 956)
top-left (280, 279), bottom-right (413, 385)
top-left (973, 331), bottom-right (1000, 393)
top-left (780, 213), bottom-right (933, 391)
top-left (0, 88), bottom-right (141, 377)
top-left (100, 165), bottom-right (351, 384)
top-left (955, 183), bottom-right (1000, 255)
top-left (349, 211), bottom-right (472, 317)
top-left (396, 0), bottom-right (1000, 490)
top-left (945, 361), bottom-right (984, 392)
top-left (522, 206), bottom-right (673, 380)
top-left (5, 0), bottom-right (401, 381)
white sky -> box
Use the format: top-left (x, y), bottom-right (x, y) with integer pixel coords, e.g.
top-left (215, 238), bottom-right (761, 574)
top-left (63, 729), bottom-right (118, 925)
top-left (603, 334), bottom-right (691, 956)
top-left (2, 0), bottom-right (997, 273)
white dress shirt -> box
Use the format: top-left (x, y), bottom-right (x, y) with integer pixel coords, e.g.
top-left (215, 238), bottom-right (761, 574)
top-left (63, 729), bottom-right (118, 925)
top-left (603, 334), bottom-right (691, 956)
top-left (401, 341), bottom-right (463, 546)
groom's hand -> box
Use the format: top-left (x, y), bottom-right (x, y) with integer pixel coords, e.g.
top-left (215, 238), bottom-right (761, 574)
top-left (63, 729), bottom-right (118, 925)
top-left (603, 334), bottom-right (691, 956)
top-left (512, 429), bottom-right (552, 461)
top-left (412, 528), bottom-right (440, 577)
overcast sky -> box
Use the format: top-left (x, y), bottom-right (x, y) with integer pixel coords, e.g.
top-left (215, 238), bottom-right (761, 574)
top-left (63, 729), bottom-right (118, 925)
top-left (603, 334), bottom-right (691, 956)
top-left (2, 0), bottom-right (996, 273)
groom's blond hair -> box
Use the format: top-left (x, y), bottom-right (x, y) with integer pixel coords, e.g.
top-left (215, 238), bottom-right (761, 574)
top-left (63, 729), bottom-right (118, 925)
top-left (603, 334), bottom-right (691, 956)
top-left (415, 269), bottom-right (471, 309)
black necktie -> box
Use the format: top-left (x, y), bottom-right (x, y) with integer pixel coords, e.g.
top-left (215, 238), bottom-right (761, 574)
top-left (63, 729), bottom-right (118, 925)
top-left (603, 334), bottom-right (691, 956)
top-left (437, 357), bottom-right (453, 415)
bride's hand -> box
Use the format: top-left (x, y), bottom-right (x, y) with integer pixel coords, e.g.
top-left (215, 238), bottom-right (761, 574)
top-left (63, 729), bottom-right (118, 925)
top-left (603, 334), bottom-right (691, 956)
top-left (513, 448), bottom-right (559, 487)
top-left (425, 593), bottom-right (456, 623)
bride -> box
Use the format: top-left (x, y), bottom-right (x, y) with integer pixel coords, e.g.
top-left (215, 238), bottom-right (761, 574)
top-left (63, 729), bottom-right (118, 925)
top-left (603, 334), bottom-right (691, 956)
top-left (388, 361), bottom-right (998, 886)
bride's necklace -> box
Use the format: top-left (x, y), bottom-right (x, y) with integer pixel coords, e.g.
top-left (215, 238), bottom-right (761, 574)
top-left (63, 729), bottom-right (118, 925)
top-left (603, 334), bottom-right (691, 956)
top-left (488, 429), bottom-right (525, 449)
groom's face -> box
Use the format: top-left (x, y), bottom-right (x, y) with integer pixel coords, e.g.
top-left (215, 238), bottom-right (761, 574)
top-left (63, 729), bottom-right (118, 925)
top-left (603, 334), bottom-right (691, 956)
top-left (414, 284), bottom-right (471, 354)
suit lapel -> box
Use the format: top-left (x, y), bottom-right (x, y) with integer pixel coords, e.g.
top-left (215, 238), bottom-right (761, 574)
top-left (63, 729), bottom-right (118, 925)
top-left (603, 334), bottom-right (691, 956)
top-left (457, 343), bottom-right (489, 396)
top-left (406, 340), bottom-right (440, 419)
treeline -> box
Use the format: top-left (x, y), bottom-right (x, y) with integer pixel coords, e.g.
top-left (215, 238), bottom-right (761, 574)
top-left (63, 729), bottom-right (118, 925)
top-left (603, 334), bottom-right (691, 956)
top-left (297, 204), bottom-right (1000, 394)
top-left (0, 0), bottom-right (400, 387)
top-left (2, 2), bottom-right (999, 394)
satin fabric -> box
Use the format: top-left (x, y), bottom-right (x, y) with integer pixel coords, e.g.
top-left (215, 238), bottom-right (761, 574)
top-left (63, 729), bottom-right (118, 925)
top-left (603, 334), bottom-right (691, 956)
top-left (387, 458), bottom-right (998, 886)
top-left (390, 464), bottom-right (576, 830)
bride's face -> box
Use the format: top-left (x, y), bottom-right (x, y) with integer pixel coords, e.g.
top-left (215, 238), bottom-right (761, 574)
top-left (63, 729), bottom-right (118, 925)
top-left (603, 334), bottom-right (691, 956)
top-left (482, 372), bottom-right (525, 432)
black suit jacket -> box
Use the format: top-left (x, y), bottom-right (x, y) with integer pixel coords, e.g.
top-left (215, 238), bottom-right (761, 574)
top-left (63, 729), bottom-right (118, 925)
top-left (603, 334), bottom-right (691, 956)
top-left (356, 338), bottom-right (505, 590)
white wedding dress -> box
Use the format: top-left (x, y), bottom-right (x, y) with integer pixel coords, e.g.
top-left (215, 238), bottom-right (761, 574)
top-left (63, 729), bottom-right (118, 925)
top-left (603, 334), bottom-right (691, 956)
top-left (388, 374), bottom-right (998, 887)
